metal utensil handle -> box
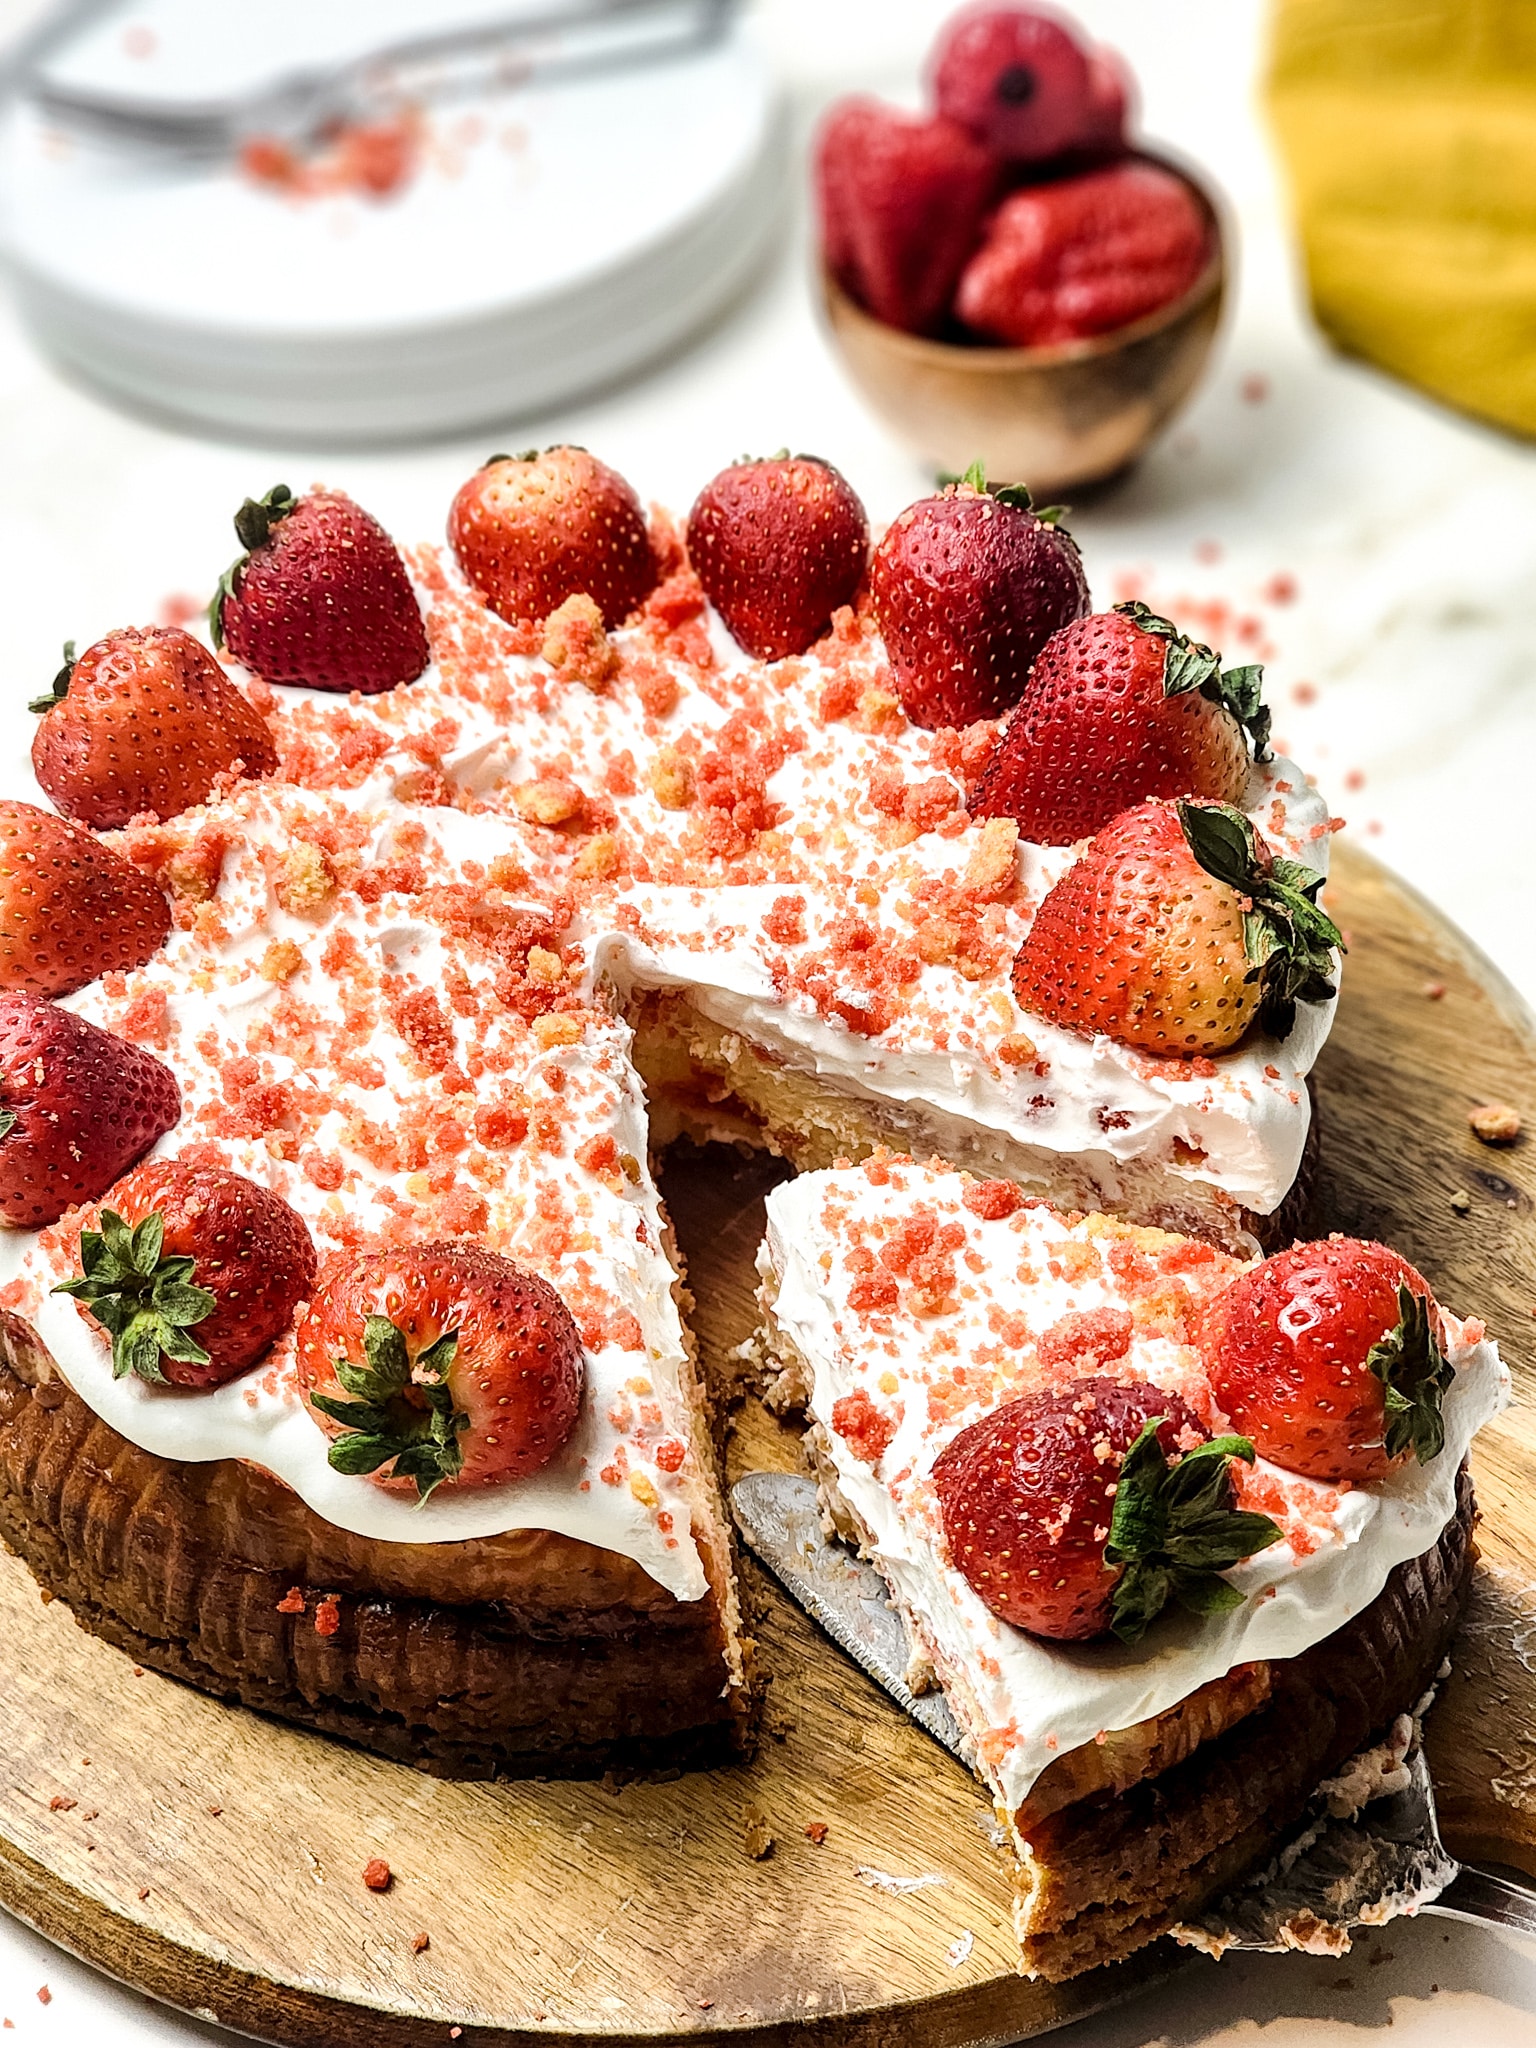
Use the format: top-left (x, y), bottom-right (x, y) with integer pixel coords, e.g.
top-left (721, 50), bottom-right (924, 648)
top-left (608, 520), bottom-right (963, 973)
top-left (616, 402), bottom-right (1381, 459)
top-left (15, 0), bottom-right (737, 153)
top-left (1428, 1864), bottom-right (1536, 1940)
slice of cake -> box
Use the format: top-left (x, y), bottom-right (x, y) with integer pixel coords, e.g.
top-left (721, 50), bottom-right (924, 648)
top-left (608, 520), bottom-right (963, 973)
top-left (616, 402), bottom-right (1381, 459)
top-left (757, 1155), bottom-right (1507, 1977)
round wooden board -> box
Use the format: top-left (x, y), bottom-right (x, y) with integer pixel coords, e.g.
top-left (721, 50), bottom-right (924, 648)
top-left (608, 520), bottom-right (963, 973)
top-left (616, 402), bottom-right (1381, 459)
top-left (0, 841), bottom-right (1532, 2048)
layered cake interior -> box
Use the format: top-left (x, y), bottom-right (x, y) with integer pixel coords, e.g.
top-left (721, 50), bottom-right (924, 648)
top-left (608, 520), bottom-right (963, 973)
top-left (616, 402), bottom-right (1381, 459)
top-left (758, 1156), bottom-right (1507, 1977)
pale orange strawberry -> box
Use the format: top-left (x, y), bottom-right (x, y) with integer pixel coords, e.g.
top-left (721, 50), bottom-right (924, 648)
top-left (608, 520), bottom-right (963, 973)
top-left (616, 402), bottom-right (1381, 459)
top-left (448, 447), bottom-right (657, 629)
top-left (1011, 798), bottom-right (1341, 1056)
top-left (30, 626), bottom-right (278, 830)
top-left (0, 800), bottom-right (171, 998)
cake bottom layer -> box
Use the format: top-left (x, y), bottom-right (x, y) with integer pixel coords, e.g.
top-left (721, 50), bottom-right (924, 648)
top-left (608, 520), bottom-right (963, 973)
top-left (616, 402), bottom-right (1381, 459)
top-left (628, 989), bottom-right (1319, 1254)
top-left (0, 1313), bottom-right (751, 1779)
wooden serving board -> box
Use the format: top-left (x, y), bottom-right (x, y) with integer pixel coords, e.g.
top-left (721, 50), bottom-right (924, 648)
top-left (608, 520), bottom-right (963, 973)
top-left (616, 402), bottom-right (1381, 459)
top-left (0, 841), bottom-right (1532, 2048)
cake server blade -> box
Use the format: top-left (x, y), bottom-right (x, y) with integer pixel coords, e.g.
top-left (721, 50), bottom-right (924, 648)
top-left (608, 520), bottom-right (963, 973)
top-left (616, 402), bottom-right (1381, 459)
top-left (729, 1469), bottom-right (967, 1761)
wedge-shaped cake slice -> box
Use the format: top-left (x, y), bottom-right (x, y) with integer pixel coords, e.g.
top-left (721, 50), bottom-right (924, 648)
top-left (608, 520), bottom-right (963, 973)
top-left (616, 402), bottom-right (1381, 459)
top-left (758, 1155), bottom-right (1507, 1979)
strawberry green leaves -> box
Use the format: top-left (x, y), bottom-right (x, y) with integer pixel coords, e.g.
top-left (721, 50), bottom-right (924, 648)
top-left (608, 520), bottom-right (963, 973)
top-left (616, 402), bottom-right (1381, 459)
top-left (947, 461), bottom-right (1068, 526)
top-left (1106, 1421), bottom-right (1282, 1644)
top-left (1115, 600), bottom-right (1272, 761)
top-left (53, 1208), bottom-right (215, 1384)
top-left (309, 1314), bottom-right (468, 1503)
top-left (0, 1109), bottom-right (14, 1142)
top-left (210, 484), bottom-right (298, 649)
top-left (28, 641), bottom-right (77, 717)
top-left (1368, 1283), bottom-right (1454, 1466)
top-left (1177, 800), bottom-right (1344, 1039)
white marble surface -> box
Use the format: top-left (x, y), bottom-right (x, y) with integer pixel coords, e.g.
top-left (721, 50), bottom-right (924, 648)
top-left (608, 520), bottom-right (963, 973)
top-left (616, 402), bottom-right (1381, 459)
top-left (0, 1), bottom-right (1532, 2041)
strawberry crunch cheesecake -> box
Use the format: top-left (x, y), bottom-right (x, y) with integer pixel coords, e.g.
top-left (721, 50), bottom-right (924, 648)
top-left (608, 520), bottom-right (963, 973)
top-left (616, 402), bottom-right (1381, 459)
top-left (0, 442), bottom-right (1500, 1974)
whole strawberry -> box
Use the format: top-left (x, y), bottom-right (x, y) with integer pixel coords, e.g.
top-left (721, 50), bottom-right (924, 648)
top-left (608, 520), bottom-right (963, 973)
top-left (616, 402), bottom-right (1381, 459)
top-left (1011, 798), bottom-right (1341, 1055)
top-left (970, 601), bottom-right (1270, 843)
top-left (55, 1158), bottom-right (316, 1388)
top-left (870, 470), bottom-right (1088, 727)
top-left (686, 454), bottom-right (869, 660)
top-left (933, 1374), bottom-right (1280, 1642)
top-left (297, 1243), bottom-right (584, 1499)
top-left (0, 995), bottom-right (180, 1228)
top-left (0, 800), bottom-right (171, 998)
top-left (956, 160), bottom-right (1210, 348)
top-left (448, 447), bottom-right (657, 629)
top-left (30, 627), bottom-right (277, 831)
top-left (1202, 1239), bottom-right (1453, 1485)
top-left (213, 484), bottom-right (430, 695)
top-left (815, 99), bottom-right (998, 335)
top-left (928, 5), bottom-right (1097, 164)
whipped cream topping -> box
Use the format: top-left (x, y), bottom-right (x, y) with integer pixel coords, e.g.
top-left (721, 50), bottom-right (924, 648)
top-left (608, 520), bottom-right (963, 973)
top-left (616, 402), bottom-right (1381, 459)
top-left (760, 1159), bottom-right (1508, 1812)
top-left (1, 536), bottom-right (1338, 1590)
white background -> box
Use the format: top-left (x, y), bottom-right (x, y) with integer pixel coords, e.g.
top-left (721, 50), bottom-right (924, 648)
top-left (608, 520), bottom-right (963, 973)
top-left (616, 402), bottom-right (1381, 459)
top-left (0, 1), bottom-right (1533, 2042)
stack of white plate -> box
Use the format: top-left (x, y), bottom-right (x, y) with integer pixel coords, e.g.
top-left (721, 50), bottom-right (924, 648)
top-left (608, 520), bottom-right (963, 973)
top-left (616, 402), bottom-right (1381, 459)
top-left (0, 0), bottom-right (785, 444)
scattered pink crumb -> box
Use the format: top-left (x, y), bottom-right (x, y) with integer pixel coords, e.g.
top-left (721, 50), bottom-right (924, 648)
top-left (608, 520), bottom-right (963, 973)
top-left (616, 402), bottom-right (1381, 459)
top-left (1193, 539), bottom-right (1222, 565)
top-left (122, 24), bottom-right (155, 59)
top-left (1366, 819), bottom-right (1383, 835)
top-left (36, 1988), bottom-right (50, 2006)
top-left (363, 1858), bottom-right (392, 1892)
top-left (1264, 573), bottom-right (1297, 604)
top-left (156, 591), bottom-right (205, 630)
top-left (1291, 680), bottom-right (1317, 705)
top-left (1241, 372), bottom-right (1270, 403)
top-left (1422, 981), bottom-right (1446, 1000)
top-left (1343, 768), bottom-right (1366, 791)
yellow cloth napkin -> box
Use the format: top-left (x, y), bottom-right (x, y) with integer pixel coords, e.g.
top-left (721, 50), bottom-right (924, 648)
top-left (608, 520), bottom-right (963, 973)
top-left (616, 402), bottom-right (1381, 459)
top-left (1266, 0), bottom-right (1536, 436)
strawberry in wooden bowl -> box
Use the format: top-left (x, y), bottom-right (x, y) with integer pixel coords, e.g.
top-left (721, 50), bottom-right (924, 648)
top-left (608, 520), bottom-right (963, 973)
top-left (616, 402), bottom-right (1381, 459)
top-left (814, 3), bottom-right (1225, 490)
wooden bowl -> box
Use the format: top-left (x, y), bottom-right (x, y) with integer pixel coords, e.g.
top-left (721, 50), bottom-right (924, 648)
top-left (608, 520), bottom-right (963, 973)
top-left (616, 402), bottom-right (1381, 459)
top-left (821, 161), bottom-right (1227, 496)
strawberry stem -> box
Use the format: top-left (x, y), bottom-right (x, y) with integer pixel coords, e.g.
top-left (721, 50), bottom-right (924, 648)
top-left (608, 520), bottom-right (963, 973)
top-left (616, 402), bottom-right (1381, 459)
top-left (232, 483), bottom-right (297, 555)
top-left (1116, 600), bottom-right (1272, 760)
top-left (310, 1313), bottom-right (467, 1503)
top-left (1106, 1421), bottom-right (1282, 1644)
top-left (1176, 800), bottom-right (1344, 1039)
top-left (212, 487), bottom-right (297, 649)
top-left (1367, 1283), bottom-right (1454, 1465)
top-left (28, 641), bottom-right (76, 717)
top-left (52, 1209), bottom-right (216, 1384)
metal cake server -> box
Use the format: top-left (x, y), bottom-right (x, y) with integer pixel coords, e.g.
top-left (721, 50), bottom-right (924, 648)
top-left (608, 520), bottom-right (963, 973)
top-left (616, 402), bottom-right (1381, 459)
top-left (730, 1469), bottom-right (1536, 1949)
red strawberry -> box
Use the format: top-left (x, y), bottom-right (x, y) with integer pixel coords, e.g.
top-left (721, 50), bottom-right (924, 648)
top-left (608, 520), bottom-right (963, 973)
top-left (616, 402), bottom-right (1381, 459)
top-left (955, 159), bottom-right (1210, 348)
top-left (869, 472), bottom-right (1088, 727)
top-left (928, 5), bottom-right (1096, 164)
top-left (1011, 799), bottom-right (1341, 1055)
top-left (1082, 44), bottom-right (1133, 155)
top-left (686, 453), bottom-right (869, 660)
top-left (815, 99), bottom-right (998, 335)
top-left (297, 1243), bottom-right (584, 1498)
top-left (933, 1375), bottom-right (1279, 1642)
top-left (213, 485), bottom-right (430, 695)
top-left (970, 601), bottom-right (1269, 844)
top-left (30, 627), bottom-right (278, 831)
top-left (0, 996), bottom-right (180, 1228)
top-left (1202, 1239), bottom-right (1453, 1485)
top-left (56, 1158), bottom-right (316, 1388)
top-left (0, 800), bottom-right (171, 998)
top-left (448, 447), bottom-right (657, 630)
